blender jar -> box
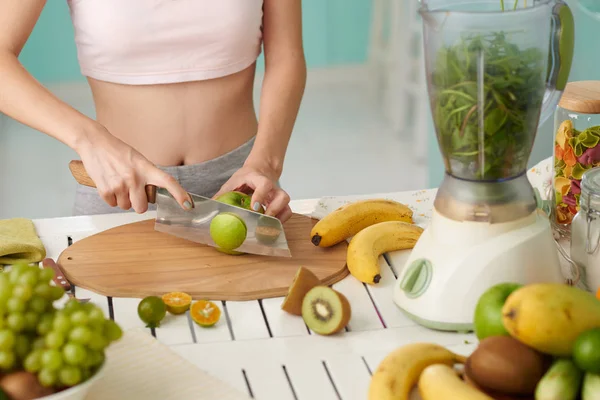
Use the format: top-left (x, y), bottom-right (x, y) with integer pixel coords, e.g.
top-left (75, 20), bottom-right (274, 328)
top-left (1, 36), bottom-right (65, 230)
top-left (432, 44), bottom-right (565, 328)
top-left (552, 81), bottom-right (600, 235)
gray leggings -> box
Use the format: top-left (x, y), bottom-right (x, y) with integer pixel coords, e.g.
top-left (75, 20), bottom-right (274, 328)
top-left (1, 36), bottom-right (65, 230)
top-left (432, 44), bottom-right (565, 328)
top-left (72, 136), bottom-right (255, 216)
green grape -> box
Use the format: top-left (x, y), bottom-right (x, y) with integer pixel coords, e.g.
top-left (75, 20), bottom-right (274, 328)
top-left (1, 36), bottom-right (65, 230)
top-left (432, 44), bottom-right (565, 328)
top-left (62, 343), bottom-right (86, 366)
top-left (41, 349), bottom-right (63, 371)
top-left (87, 333), bottom-right (108, 351)
top-left (70, 311), bottom-right (88, 326)
top-left (62, 299), bottom-right (81, 315)
top-left (52, 313), bottom-right (71, 334)
top-left (28, 296), bottom-right (47, 314)
top-left (87, 307), bottom-right (105, 325)
top-left (0, 351), bottom-right (15, 370)
top-left (24, 349), bottom-right (42, 373)
top-left (0, 330), bottom-right (15, 351)
top-left (33, 283), bottom-right (52, 300)
top-left (58, 365), bottom-right (82, 387)
top-left (23, 311), bottom-right (39, 332)
top-left (6, 298), bottom-right (26, 313)
top-left (104, 320), bottom-right (123, 342)
top-left (32, 337), bottom-right (46, 350)
top-left (38, 267), bottom-right (54, 283)
top-left (49, 286), bottom-right (65, 301)
top-left (0, 276), bottom-right (12, 305)
top-left (6, 313), bottom-right (26, 332)
top-left (81, 367), bottom-right (92, 381)
top-left (8, 264), bottom-right (28, 284)
top-left (36, 314), bottom-right (54, 336)
top-left (68, 326), bottom-right (92, 345)
top-left (87, 350), bottom-right (105, 368)
top-left (45, 331), bottom-right (65, 349)
top-left (12, 284), bottom-right (32, 302)
top-left (38, 367), bottom-right (57, 387)
top-left (17, 270), bottom-right (38, 287)
top-left (14, 334), bottom-right (31, 360)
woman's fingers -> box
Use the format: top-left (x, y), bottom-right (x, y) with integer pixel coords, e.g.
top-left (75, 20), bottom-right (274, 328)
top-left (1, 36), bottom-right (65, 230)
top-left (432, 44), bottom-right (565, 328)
top-left (248, 176), bottom-right (273, 212)
top-left (148, 168), bottom-right (193, 210)
top-left (129, 185), bottom-right (149, 213)
top-left (265, 188), bottom-right (291, 218)
top-left (275, 205), bottom-right (293, 223)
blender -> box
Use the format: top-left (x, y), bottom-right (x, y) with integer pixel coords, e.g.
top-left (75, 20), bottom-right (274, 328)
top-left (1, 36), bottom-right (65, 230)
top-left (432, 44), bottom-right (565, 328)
top-left (393, 0), bottom-right (575, 332)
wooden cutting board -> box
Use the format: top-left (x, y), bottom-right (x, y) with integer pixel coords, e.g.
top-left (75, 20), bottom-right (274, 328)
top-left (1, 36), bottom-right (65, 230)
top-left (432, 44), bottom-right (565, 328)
top-left (57, 213), bottom-right (349, 301)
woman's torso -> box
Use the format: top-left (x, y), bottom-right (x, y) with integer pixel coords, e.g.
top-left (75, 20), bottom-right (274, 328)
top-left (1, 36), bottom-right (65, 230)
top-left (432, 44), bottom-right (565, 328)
top-left (67, 0), bottom-right (264, 166)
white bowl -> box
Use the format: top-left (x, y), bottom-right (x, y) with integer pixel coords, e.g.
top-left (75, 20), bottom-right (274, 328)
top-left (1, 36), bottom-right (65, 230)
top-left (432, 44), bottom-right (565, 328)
top-left (37, 362), bottom-right (106, 400)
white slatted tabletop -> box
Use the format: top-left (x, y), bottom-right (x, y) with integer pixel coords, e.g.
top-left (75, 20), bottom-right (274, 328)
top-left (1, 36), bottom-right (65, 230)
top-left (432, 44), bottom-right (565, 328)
top-left (32, 196), bottom-right (477, 400)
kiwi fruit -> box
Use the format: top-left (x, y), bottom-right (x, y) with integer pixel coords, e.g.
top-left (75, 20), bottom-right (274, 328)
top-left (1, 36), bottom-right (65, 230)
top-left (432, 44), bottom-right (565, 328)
top-left (281, 266), bottom-right (321, 315)
top-left (463, 367), bottom-right (534, 400)
top-left (465, 335), bottom-right (550, 396)
top-left (301, 286), bottom-right (351, 335)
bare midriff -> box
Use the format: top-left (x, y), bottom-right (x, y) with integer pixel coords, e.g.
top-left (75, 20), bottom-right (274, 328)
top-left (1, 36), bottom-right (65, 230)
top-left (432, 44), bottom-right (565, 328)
top-left (87, 63), bottom-right (259, 167)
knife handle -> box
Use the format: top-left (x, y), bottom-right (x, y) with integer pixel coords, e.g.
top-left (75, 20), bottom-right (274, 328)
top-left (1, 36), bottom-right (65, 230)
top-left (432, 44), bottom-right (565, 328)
top-left (42, 258), bottom-right (72, 291)
top-left (69, 160), bottom-right (157, 203)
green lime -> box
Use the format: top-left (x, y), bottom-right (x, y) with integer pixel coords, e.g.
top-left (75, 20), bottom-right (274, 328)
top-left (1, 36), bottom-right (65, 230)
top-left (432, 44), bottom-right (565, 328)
top-left (137, 296), bottom-right (167, 329)
top-left (209, 212), bottom-right (247, 251)
top-left (573, 328), bottom-right (600, 373)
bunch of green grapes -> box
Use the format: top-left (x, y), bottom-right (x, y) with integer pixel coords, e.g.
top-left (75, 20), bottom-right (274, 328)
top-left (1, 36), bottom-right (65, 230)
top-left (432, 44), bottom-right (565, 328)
top-left (0, 263), bottom-right (122, 389)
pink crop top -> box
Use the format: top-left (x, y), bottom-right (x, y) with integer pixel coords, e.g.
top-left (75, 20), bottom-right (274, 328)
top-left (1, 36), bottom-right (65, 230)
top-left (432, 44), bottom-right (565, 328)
top-left (66, 0), bottom-right (264, 85)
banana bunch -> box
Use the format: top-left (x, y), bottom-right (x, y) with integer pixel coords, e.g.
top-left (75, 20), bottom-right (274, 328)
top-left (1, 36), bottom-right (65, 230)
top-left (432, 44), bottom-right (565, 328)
top-left (310, 199), bottom-right (422, 284)
top-left (368, 342), bottom-right (472, 400)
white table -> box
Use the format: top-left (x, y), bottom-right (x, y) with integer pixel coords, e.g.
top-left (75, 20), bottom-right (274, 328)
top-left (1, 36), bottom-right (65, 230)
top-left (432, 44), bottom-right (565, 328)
top-left (32, 196), bottom-right (477, 400)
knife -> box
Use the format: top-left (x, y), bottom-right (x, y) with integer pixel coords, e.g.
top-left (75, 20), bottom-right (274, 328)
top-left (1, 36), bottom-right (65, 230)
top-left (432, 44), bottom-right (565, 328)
top-left (68, 160), bottom-right (291, 257)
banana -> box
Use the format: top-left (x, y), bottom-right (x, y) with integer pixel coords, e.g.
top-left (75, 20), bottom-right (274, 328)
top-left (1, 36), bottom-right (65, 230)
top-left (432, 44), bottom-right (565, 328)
top-left (368, 342), bottom-right (466, 400)
top-left (418, 364), bottom-right (494, 400)
top-left (346, 221), bottom-right (423, 284)
top-left (535, 358), bottom-right (583, 400)
top-left (310, 199), bottom-right (413, 247)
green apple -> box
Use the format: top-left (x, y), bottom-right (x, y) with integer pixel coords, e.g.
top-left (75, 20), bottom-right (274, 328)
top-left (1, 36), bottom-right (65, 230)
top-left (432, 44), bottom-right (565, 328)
top-left (209, 212), bottom-right (247, 251)
top-left (215, 191), bottom-right (265, 213)
top-left (473, 282), bottom-right (523, 340)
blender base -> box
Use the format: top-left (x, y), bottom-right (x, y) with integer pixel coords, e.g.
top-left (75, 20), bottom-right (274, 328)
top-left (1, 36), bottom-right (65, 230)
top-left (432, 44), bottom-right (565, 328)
top-left (392, 208), bottom-right (564, 332)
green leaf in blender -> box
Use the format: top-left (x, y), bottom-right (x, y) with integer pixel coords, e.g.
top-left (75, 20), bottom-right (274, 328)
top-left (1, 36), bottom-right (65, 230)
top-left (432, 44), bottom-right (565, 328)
top-left (431, 28), bottom-right (547, 181)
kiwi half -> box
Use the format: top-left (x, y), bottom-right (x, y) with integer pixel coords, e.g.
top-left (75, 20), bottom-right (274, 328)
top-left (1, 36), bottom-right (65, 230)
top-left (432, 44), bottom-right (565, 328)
top-left (281, 266), bottom-right (321, 315)
top-left (301, 286), bottom-right (351, 335)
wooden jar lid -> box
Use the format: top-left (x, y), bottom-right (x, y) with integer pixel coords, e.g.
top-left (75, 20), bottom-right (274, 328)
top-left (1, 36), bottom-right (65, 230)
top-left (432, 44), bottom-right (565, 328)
top-left (559, 81), bottom-right (600, 114)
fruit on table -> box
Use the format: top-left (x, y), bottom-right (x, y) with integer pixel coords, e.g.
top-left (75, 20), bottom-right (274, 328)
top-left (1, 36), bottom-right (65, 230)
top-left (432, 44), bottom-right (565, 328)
top-left (161, 292), bottom-right (192, 315)
top-left (215, 191), bottom-right (264, 214)
top-left (462, 367), bottom-right (535, 400)
top-left (210, 212), bottom-right (247, 252)
top-left (368, 342), bottom-right (466, 400)
top-left (582, 372), bottom-right (600, 400)
top-left (346, 221), bottom-right (423, 284)
top-left (535, 358), bottom-right (583, 400)
top-left (310, 199), bottom-right (413, 248)
top-left (190, 300), bottom-right (221, 327)
top-left (137, 296), bottom-right (167, 329)
top-left (473, 282), bottom-right (522, 340)
top-left (501, 283), bottom-right (600, 356)
top-left (0, 263), bottom-right (123, 398)
top-left (418, 364), bottom-right (493, 400)
top-left (280, 266), bottom-right (321, 316)
top-left (464, 335), bottom-right (550, 395)
top-left (0, 371), bottom-right (54, 400)
top-left (573, 328), bottom-right (600, 374)
top-left (301, 286), bottom-right (350, 335)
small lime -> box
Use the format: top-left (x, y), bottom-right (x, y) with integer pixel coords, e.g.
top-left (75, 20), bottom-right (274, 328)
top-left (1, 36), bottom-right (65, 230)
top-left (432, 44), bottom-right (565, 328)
top-left (573, 328), bottom-right (600, 373)
top-left (137, 296), bottom-right (167, 329)
top-left (209, 212), bottom-right (247, 251)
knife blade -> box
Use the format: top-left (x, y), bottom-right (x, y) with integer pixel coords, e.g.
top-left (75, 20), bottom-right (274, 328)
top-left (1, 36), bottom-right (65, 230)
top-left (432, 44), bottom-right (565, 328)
top-left (68, 160), bottom-right (291, 257)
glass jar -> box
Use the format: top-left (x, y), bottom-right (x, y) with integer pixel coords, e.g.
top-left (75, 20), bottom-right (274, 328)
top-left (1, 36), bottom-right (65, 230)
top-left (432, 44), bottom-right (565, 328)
top-left (570, 167), bottom-right (600, 293)
top-left (551, 81), bottom-right (600, 238)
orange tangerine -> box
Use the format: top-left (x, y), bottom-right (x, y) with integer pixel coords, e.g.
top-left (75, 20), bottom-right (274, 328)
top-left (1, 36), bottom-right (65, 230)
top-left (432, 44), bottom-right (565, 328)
top-left (190, 300), bottom-right (221, 327)
top-left (162, 292), bottom-right (192, 315)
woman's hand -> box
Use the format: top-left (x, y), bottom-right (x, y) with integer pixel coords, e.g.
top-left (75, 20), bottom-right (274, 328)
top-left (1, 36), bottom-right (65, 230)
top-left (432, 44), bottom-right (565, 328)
top-left (215, 163), bottom-right (292, 222)
top-left (75, 125), bottom-right (192, 214)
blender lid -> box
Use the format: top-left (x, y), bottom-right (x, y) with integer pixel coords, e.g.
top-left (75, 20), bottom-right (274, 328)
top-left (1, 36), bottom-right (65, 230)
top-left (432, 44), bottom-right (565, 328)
top-left (558, 81), bottom-right (600, 114)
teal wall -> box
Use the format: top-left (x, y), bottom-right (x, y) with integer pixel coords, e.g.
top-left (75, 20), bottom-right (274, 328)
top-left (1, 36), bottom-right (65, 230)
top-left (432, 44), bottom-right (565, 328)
top-left (19, 0), bottom-right (372, 83)
top-left (426, 1), bottom-right (600, 187)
